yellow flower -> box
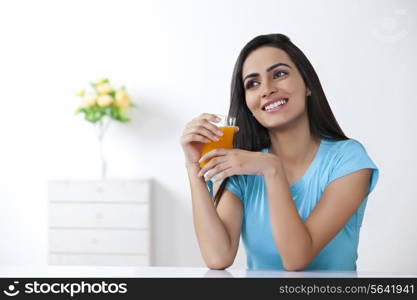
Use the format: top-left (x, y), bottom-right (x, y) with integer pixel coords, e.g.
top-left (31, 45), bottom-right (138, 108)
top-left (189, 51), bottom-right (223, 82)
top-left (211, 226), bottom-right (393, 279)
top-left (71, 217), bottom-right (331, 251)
top-left (96, 83), bottom-right (113, 95)
top-left (115, 89), bottom-right (130, 110)
top-left (97, 94), bottom-right (114, 107)
top-left (75, 89), bottom-right (85, 97)
top-left (82, 93), bottom-right (97, 108)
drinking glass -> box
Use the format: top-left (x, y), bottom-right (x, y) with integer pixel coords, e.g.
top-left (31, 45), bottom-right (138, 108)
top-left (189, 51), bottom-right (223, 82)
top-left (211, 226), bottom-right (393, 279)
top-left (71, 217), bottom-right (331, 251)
top-left (199, 114), bottom-right (237, 168)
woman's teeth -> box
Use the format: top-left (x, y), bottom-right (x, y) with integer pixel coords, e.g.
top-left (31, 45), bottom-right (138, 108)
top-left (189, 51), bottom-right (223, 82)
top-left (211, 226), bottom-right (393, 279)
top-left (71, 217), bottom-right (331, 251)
top-left (264, 99), bottom-right (288, 111)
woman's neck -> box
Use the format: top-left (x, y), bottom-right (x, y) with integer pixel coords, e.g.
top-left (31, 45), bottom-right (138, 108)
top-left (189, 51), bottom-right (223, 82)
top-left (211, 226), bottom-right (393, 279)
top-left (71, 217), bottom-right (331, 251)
top-left (268, 114), bottom-right (320, 168)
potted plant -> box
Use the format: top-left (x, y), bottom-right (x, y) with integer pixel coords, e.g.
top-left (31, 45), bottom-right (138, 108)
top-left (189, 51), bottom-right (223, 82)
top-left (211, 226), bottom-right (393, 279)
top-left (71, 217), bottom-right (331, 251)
top-left (75, 78), bottom-right (135, 180)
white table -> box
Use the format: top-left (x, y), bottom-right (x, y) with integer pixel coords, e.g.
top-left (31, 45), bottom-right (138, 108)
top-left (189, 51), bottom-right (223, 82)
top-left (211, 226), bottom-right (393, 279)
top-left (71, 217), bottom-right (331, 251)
top-left (0, 266), bottom-right (415, 278)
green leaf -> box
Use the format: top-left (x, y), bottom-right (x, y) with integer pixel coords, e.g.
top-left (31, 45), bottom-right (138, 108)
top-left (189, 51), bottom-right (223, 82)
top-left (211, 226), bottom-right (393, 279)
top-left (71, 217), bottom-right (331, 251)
top-left (75, 107), bottom-right (84, 114)
top-left (90, 78), bottom-right (109, 87)
top-left (103, 106), bottom-right (111, 116)
top-left (85, 113), bottom-right (93, 121)
top-left (111, 107), bottom-right (120, 119)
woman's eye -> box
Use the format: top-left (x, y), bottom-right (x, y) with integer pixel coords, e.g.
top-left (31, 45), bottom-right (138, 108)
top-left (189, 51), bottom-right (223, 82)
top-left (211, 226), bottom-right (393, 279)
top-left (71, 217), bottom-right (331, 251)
top-left (273, 71), bottom-right (287, 78)
top-left (245, 71), bottom-right (287, 89)
top-left (245, 80), bottom-right (259, 89)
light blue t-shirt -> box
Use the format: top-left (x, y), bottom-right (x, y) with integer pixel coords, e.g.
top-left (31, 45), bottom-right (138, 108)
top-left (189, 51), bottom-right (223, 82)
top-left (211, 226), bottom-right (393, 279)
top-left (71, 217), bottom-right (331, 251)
top-left (206, 138), bottom-right (379, 271)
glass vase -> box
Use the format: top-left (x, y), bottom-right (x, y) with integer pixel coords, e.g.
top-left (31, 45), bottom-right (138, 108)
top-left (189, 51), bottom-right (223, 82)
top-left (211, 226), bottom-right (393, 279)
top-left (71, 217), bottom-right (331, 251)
top-left (96, 118), bottom-right (111, 181)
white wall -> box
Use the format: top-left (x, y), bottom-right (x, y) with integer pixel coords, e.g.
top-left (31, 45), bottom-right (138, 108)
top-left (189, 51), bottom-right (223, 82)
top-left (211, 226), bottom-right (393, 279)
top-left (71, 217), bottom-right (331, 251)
top-left (0, 0), bottom-right (415, 272)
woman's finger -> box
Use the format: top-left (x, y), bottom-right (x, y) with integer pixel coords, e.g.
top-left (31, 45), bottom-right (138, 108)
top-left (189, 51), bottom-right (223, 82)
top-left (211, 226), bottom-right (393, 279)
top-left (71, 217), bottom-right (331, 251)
top-left (183, 125), bottom-right (221, 142)
top-left (190, 114), bottom-right (224, 134)
top-left (204, 165), bottom-right (232, 182)
top-left (182, 133), bottom-right (210, 144)
top-left (198, 113), bottom-right (222, 123)
top-left (195, 119), bottom-right (224, 138)
top-left (198, 156), bottom-right (227, 177)
top-left (198, 148), bottom-right (229, 165)
top-left (211, 168), bottom-right (232, 182)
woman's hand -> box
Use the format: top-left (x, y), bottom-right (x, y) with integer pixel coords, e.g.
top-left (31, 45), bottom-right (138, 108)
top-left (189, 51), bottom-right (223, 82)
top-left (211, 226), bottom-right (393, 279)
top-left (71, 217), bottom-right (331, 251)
top-left (197, 148), bottom-right (282, 181)
top-left (180, 113), bottom-right (225, 166)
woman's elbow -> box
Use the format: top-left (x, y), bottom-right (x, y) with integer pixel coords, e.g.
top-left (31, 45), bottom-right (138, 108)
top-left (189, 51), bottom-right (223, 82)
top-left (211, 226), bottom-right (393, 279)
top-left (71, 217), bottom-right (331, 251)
top-left (280, 249), bottom-right (312, 271)
top-left (205, 257), bottom-right (233, 270)
top-left (282, 258), bottom-right (309, 272)
top-left (283, 263), bottom-right (304, 272)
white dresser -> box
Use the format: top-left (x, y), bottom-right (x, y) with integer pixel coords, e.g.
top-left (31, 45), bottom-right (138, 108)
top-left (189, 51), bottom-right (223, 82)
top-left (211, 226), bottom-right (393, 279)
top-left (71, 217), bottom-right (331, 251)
top-left (48, 179), bottom-right (152, 266)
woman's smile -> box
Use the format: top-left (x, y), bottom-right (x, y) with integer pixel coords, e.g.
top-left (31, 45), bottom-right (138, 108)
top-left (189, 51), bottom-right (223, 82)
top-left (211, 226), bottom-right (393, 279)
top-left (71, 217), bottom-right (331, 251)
top-left (262, 97), bottom-right (289, 113)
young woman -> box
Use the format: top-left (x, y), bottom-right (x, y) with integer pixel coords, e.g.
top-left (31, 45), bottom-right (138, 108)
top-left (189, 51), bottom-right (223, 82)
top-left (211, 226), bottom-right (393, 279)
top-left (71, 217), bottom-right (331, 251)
top-left (180, 34), bottom-right (379, 271)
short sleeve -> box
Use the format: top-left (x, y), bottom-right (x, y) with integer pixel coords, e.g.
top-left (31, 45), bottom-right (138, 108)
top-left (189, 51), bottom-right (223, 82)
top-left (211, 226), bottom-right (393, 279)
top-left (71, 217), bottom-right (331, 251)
top-left (328, 139), bottom-right (379, 196)
top-left (205, 175), bottom-right (244, 201)
top-left (224, 175), bottom-right (244, 200)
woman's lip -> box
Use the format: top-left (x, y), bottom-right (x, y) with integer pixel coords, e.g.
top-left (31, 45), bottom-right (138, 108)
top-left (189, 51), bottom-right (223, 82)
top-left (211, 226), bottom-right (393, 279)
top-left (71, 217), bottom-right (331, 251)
top-left (263, 100), bottom-right (288, 113)
top-left (262, 98), bottom-right (288, 110)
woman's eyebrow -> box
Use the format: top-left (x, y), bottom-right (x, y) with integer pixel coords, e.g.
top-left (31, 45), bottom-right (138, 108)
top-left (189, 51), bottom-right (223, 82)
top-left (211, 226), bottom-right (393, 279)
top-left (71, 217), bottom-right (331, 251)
top-left (243, 62), bottom-right (291, 82)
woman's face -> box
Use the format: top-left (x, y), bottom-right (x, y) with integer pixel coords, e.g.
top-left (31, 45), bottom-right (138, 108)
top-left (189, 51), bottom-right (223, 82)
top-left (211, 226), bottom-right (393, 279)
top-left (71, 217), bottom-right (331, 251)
top-left (242, 46), bottom-right (311, 130)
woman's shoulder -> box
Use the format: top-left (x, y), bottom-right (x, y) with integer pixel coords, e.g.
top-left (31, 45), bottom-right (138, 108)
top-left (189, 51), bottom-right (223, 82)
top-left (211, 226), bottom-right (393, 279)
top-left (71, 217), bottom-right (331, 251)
top-left (319, 138), bottom-right (377, 174)
top-left (259, 139), bottom-right (368, 155)
top-left (321, 138), bottom-right (367, 156)
top-left (320, 138), bottom-right (379, 192)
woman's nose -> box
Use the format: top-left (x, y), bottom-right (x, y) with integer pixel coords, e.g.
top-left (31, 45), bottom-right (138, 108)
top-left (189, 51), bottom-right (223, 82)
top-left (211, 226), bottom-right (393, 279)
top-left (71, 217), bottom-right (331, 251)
top-left (261, 82), bottom-right (278, 98)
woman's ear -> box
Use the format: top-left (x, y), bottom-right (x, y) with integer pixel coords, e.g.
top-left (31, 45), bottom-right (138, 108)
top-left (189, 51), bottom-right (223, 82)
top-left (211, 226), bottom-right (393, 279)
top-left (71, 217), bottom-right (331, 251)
top-left (306, 88), bottom-right (311, 96)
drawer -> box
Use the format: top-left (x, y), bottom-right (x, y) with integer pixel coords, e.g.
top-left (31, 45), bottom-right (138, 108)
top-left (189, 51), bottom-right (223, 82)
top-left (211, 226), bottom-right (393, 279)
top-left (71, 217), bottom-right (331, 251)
top-left (48, 180), bottom-right (151, 202)
top-left (49, 229), bottom-right (149, 254)
top-left (49, 203), bottom-right (149, 229)
top-left (49, 253), bottom-right (149, 266)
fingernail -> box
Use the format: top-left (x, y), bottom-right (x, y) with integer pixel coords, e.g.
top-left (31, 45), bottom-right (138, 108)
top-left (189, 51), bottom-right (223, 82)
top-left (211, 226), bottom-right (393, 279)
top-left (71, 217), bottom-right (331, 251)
top-left (217, 130), bottom-right (223, 136)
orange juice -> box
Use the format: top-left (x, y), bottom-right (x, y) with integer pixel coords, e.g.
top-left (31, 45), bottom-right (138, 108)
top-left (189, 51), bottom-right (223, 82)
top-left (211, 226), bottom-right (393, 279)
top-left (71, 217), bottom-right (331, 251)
top-left (199, 126), bottom-right (235, 167)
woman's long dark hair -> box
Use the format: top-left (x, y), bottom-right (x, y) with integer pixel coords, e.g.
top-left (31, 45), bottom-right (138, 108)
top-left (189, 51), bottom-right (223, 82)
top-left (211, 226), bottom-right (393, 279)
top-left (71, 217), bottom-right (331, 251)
top-left (213, 33), bottom-right (348, 207)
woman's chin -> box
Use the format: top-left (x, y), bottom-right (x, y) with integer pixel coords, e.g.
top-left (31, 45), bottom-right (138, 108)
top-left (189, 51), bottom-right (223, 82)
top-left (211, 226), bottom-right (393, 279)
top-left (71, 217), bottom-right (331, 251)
top-left (260, 110), bottom-right (306, 131)
top-left (261, 119), bottom-right (289, 131)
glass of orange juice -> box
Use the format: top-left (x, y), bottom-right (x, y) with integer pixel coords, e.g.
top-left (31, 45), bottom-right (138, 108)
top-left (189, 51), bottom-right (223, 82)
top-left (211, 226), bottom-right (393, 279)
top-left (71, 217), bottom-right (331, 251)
top-left (199, 114), bottom-right (237, 168)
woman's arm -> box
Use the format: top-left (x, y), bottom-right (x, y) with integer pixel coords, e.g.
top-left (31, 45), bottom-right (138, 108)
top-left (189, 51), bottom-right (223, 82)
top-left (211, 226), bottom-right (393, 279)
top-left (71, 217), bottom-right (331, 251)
top-left (180, 113), bottom-right (243, 270)
top-left (186, 162), bottom-right (243, 270)
top-left (198, 148), bottom-right (372, 271)
top-left (263, 164), bottom-right (371, 271)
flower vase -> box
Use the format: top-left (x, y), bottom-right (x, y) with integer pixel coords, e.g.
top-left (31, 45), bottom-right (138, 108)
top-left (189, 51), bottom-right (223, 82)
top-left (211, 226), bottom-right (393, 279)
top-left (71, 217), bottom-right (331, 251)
top-left (96, 118), bottom-right (111, 181)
